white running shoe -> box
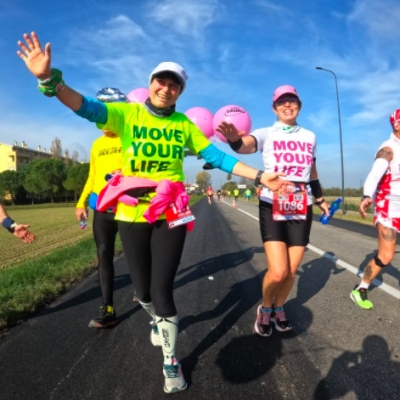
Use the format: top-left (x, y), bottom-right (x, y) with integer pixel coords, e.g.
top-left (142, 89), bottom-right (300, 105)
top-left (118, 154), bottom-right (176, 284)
top-left (150, 321), bottom-right (161, 347)
top-left (163, 360), bottom-right (187, 394)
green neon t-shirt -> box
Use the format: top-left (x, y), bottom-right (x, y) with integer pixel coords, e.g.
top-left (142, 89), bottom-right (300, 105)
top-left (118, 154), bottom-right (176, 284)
top-left (97, 103), bottom-right (210, 222)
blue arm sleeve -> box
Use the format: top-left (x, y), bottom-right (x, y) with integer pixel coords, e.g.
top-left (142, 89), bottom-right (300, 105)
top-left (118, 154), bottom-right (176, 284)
top-left (73, 96), bottom-right (108, 124)
top-left (199, 144), bottom-right (239, 173)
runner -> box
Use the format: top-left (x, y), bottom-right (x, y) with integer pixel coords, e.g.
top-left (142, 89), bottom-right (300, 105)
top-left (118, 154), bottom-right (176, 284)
top-left (206, 185), bottom-right (214, 204)
top-left (17, 32), bottom-right (292, 393)
top-left (216, 85), bottom-right (329, 337)
top-left (256, 186), bottom-right (262, 199)
top-left (351, 109), bottom-right (400, 309)
top-left (245, 188), bottom-right (252, 202)
top-left (0, 203), bottom-right (35, 243)
top-left (227, 190), bottom-right (231, 199)
top-left (233, 188), bottom-right (239, 202)
top-left (75, 88), bottom-right (126, 328)
top-left (217, 189), bottom-right (222, 201)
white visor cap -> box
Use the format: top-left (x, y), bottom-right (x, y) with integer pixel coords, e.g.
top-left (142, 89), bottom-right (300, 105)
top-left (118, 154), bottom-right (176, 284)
top-left (149, 62), bottom-right (188, 93)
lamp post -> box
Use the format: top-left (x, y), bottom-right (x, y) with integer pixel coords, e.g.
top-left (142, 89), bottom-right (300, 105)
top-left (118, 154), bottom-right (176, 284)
top-left (315, 66), bottom-right (346, 214)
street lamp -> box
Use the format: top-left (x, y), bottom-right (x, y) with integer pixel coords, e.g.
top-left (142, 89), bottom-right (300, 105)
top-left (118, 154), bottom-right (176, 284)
top-left (315, 66), bottom-right (346, 214)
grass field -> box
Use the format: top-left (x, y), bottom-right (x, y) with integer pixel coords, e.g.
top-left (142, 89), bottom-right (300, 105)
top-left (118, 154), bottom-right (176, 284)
top-left (0, 206), bottom-right (94, 269)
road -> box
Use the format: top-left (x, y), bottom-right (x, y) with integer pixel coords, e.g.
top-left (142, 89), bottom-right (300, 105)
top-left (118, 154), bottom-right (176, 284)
top-left (1, 197), bottom-right (400, 400)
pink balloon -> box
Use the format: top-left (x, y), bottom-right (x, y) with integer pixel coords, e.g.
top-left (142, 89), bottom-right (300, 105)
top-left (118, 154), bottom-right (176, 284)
top-left (126, 88), bottom-right (149, 103)
top-left (185, 107), bottom-right (214, 139)
top-left (213, 105), bottom-right (252, 143)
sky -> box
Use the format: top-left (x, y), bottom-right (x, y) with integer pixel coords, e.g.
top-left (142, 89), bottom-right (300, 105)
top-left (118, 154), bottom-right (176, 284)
top-left (1, 0), bottom-right (400, 189)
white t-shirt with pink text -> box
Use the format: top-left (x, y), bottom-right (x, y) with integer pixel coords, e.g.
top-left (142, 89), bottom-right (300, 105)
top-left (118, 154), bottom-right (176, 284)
top-left (251, 124), bottom-right (316, 205)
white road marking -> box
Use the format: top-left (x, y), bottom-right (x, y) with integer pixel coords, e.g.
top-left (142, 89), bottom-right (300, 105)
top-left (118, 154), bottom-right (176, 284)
top-left (221, 201), bottom-right (400, 300)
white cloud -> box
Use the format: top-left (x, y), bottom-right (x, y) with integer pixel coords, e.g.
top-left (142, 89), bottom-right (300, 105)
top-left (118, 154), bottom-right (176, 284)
top-left (348, 0), bottom-right (400, 40)
top-left (307, 106), bottom-right (337, 131)
top-left (254, 0), bottom-right (286, 14)
top-left (147, 0), bottom-right (222, 39)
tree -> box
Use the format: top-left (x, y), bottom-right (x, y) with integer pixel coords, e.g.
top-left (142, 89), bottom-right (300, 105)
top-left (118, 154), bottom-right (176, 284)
top-left (222, 181), bottom-right (238, 192)
top-left (50, 137), bottom-right (63, 159)
top-left (23, 159), bottom-right (67, 203)
top-left (238, 177), bottom-right (254, 187)
top-left (0, 170), bottom-right (24, 205)
top-left (63, 163), bottom-right (89, 201)
top-left (226, 173), bottom-right (232, 181)
top-left (196, 171), bottom-right (212, 192)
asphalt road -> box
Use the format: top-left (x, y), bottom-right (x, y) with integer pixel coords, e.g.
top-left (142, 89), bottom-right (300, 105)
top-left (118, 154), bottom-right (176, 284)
top-left (1, 198), bottom-right (400, 400)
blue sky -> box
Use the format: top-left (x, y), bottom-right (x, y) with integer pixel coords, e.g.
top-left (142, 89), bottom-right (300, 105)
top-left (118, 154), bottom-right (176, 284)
top-left (2, 0), bottom-right (400, 189)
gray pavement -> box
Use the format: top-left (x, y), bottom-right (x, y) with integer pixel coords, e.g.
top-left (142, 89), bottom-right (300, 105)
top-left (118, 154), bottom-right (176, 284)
top-left (1, 198), bottom-right (400, 399)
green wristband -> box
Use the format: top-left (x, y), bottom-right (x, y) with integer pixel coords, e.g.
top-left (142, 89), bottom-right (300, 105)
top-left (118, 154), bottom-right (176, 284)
top-left (38, 68), bottom-right (65, 97)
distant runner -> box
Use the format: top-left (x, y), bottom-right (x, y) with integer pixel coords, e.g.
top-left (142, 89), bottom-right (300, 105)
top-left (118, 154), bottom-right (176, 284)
top-left (206, 186), bottom-right (214, 205)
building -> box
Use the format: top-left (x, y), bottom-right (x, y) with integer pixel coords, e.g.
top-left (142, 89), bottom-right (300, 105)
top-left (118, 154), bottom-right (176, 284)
top-left (0, 141), bottom-right (57, 172)
top-left (184, 183), bottom-right (198, 193)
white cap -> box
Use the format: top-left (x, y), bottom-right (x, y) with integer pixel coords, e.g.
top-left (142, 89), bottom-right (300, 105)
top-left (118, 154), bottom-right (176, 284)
top-left (149, 62), bottom-right (188, 93)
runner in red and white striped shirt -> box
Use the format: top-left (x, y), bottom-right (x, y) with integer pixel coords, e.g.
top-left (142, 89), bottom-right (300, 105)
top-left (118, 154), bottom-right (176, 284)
top-left (352, 109), bottom-right (400, 309)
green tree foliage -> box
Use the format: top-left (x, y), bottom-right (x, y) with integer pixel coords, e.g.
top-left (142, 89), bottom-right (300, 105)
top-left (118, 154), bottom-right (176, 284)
top-left (23, 159), bottom-right (67, 203)
top-left (226, 173), bottom-right (232, 181)
top-left (196, 171), bottom-right (212, 192)
top-left (322, 187), bottom-right (363, 198)
top-left (63, 163), bottom-right (89, 201)
top-left (0, 170), bottom-right (24, 205)
top-left (222, 181), bottom-right (238, 192)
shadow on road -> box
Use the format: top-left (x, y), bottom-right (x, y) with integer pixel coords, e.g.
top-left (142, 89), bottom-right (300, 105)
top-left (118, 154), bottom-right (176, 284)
top-left (175, 246), bottom-right (264, 290)
top-left (179, 249), bottom-right (345, 384)
top-left (314, 335), bottom-right (400, 399)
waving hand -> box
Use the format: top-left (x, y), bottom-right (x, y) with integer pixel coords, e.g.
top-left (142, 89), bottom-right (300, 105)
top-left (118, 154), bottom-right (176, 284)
top-left (17, 32), bottom-right (52, 80)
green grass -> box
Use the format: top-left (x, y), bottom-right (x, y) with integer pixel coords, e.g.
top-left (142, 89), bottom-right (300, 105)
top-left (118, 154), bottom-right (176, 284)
top-left (0, 237), bottom-right (122, 331)
top-left (0, 195), bottom-right (203, 332)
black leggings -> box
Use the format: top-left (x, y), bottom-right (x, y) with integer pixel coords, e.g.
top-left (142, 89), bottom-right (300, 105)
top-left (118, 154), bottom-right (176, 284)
top-left (93, 211), bottom-right (119, 306)
top-left (118, 220), bottom-right (186, 317)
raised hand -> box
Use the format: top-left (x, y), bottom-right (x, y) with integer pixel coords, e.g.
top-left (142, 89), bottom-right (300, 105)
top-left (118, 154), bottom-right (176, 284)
top-left (17, 32), bottom-right (52, 80)
top-left (216, 121), bottom-right (246, 142)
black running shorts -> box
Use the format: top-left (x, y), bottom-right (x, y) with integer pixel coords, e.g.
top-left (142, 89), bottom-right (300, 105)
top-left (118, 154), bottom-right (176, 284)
top-left (259, 200), bottom-right (313, 246)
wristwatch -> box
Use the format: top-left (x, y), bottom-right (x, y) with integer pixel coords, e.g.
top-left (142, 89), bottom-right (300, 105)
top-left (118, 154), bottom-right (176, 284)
top-left (7, 223), bottom-right (17, 233)
top-left (254, 170), bottom-right (263, 186)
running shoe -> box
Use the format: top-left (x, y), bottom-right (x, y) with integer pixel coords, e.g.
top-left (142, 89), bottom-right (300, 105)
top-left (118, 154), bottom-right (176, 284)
top-left (150, 321), bottom-right (161, 347)
top-left (271, 307), bottom-right (292, 332)
top-left (88, 305), bottom-right (118, 328)
top-left (163, 359), bottom-right (187, 393)
top-left (254, 305), bottom-right (273, 337)
top-left (350, 285), bottom-right (373, 310)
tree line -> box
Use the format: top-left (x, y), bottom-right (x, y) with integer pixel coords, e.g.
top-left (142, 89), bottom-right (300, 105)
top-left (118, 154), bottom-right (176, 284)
top-left (195, 171), bottom-right (364, 197)
top-left (0, 159), bottom-right (89, 205)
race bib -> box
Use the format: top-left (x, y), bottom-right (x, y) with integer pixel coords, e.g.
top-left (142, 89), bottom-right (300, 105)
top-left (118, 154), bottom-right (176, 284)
top-left (165, 204), bottom-right (196, 229)
top-left (272, 184), bottom-right (307, 221)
